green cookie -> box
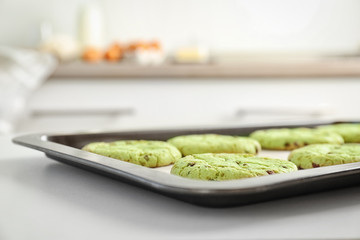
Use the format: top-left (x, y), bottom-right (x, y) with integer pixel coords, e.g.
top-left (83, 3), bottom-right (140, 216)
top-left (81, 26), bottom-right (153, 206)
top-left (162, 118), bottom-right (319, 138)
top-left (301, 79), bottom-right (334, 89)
top-left (171, 153), bottom-right (297, 181)
top-left (250, 128), bottom-right (344, 150)
top-left (167, 134), bottom-right (261, 156)
top-left (82, 140), bottom-right (182, 167)
top-left (317, 123), bottom-right (360, 143)
top-left (288, 144), bottom-right (360, 169)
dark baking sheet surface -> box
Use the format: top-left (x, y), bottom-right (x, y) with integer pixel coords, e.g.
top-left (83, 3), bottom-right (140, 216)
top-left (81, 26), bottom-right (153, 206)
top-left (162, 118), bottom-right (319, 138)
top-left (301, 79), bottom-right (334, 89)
top-left (13, 120), bottom-right (360, 207)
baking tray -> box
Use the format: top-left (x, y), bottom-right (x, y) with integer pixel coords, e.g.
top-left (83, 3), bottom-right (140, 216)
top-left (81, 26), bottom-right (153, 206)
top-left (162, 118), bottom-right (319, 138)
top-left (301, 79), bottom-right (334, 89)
top-left (12, 120), bottom-right (360, 208)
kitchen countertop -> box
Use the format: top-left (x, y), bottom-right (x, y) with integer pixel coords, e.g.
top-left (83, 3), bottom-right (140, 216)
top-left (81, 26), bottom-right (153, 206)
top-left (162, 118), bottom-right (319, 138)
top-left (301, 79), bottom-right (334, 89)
top-left (52, 57), bottom-right (360, 78)
top-left (2, 135), bottom-right (360, 240)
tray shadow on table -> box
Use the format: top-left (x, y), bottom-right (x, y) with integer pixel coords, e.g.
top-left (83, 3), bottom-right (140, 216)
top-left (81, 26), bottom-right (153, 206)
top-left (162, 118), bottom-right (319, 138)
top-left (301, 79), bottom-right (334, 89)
top-left (6, 156), bottom-right (360, 232)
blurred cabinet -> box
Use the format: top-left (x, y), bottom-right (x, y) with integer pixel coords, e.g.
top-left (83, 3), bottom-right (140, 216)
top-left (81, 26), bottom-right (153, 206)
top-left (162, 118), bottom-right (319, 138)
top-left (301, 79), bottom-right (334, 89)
top-left (17, 77), bottom-right (360, 133)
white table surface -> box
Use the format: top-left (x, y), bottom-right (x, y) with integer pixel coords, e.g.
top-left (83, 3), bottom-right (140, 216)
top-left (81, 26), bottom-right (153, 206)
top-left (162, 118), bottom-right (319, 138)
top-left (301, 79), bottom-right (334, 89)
top-left (1, 136), bottom-right (360, 240)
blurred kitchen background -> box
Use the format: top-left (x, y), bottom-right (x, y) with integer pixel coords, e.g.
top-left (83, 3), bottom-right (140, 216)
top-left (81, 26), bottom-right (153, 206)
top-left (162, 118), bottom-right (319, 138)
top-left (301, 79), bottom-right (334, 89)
top-left (1, 0), bottom-right (360, 134)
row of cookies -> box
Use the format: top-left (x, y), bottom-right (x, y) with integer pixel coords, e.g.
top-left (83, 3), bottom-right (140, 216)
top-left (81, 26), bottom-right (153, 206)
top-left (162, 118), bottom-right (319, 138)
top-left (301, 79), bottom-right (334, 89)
top-left (168, 124), bottom-right (360, 180)
top-left (81, 123), bottom-right (360, 181)
top-left (82, 134), bottom-right (263, 168)
top-left (250, 123), bottom-right (360, 150)
top-left (82, 134), bottom-right (296, 181)
top-left (250, 123), bottom-right (360, 169)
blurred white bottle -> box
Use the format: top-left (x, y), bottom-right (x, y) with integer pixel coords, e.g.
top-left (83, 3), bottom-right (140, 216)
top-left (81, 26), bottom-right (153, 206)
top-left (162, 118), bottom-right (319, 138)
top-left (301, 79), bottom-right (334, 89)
top-left (78, 1), bottom-right (104, 49)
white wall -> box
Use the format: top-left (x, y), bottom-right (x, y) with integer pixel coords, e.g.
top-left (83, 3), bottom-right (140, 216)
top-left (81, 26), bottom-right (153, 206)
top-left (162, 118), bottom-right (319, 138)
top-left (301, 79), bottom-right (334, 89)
top-left (1, 0), bottom-right (360, 54)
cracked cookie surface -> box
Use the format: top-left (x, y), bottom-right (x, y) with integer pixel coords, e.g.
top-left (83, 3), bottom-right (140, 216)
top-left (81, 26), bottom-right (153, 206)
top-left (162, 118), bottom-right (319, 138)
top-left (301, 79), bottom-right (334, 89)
top-left (167, 134), bottom-right (261, 156)
top-left (250, 128), bottom-right (344, 150)
top-left (82, 140), bottom-right (182, 167)
top-left (288, 144), bottom-right (360, 169)
top-left (171, 153), bottom-right (297, 181)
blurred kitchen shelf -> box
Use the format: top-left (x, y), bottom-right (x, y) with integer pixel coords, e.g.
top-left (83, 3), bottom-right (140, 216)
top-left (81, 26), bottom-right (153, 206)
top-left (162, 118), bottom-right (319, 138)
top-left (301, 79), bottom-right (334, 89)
top-left (51, 57), bottom-right (360, 78)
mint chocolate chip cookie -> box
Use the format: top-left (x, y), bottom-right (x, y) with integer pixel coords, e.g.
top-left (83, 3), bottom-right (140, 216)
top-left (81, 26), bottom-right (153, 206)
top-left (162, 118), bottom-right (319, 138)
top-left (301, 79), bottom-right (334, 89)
top-left (82, 140), bottom-right (181, 167)
top-left (317, 123), bottom-right (360, 143)
top-left (171, 153), bottom-right (297, 181)
top-left (167, 134), bottom-right (261, 156)
top-left (289, 144), bottom-right (360, 169)
top-left (250, 128), bottom-right (344, 150)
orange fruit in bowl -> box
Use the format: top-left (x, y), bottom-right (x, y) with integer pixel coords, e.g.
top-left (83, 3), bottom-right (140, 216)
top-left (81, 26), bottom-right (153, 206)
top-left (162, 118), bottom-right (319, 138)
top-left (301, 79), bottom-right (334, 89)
top-left (104, 43), bottom-right (123, 62)
top-left (82, 47), bottom-right (103, 62)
